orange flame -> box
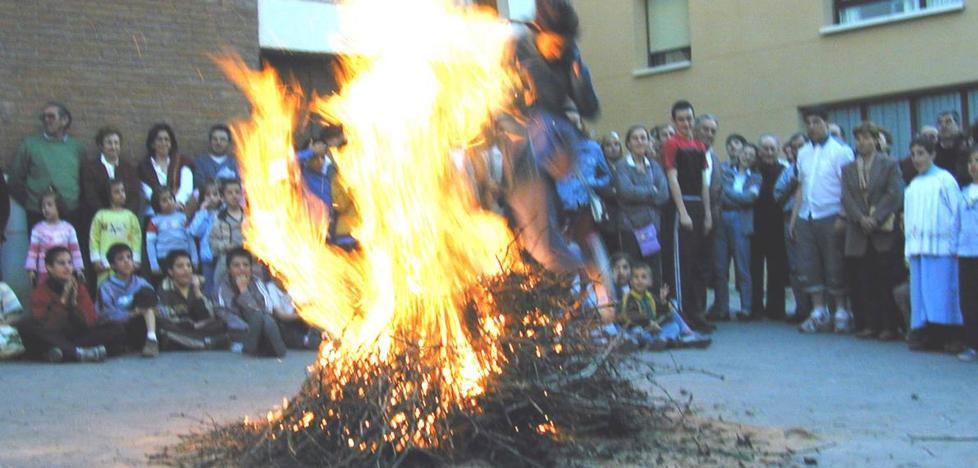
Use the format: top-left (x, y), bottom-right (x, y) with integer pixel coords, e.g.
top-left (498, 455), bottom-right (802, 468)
top-left (219, 0), bottom-right (522, 429)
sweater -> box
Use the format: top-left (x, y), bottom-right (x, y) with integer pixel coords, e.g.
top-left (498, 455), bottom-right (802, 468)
top-left (189, 207), bottom-right (219, 262)
top-left (193, 154), bottom-right (240, 190)
top-left (9, 134), bottom-right (86, 212)
top-left (97, 274), bottom-right (155, 323)
top-left (89, 208), bottom-right (142, 272)
top-left (26, 220), bottom-right (84, 273)
top-left (31, 278), bottom-right (97, 332)
top-left (146, 211), bottom-right (197, 272)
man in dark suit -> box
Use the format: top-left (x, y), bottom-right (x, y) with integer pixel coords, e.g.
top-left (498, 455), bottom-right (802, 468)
top-left (841, 121), bottom-right (905, 340)
top-left (693, 115), bottom-right (724, 322)
top-left (750, 134), bottom-right (789, 320)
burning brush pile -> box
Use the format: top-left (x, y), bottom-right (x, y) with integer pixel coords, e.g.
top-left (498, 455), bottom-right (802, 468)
top-left (156, 266), bottom-right (652, 467)
top-left (157, 1), bottom-right (654, 466)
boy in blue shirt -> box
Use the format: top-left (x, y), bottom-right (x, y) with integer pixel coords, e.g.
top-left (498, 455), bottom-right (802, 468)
top-left (97, 243), bottom-right (159, 357)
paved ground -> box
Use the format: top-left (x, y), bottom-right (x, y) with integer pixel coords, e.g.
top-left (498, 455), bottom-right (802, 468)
top-left (641, 321), bottom-right (978, 467)
top-left (2, 322), bottom-right (975, 467)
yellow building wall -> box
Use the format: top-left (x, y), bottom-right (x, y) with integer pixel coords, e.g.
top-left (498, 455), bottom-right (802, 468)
top-left (575, 0), bottom-right (978, 152)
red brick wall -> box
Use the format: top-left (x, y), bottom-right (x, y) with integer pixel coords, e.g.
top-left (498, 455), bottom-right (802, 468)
top-left (0, 0), bottom-right (259, 167)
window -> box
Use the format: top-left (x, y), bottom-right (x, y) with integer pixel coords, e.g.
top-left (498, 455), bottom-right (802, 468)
top-left (833, 0), bottom-right (962, 25)
top-left (828, 106), bottom-right (862, 147)
top-left (803, 84), bottom-right (978, 158)
top-left (867, 100), bottom-right (912, 158)
top-left (646, 0), bottom-right (691, 68)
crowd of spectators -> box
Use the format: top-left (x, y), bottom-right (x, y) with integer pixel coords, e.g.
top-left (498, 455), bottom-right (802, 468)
top-left (0, 102), bottom-right (328, 362)
top-left (1, 0), bottom-right (976, 365)
top-left (547, 101), bottom-right (977, 361)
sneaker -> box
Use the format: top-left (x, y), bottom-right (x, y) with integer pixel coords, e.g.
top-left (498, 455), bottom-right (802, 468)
top-left (76, 346), bottom-right (105, 362)
top-left (46, 347), bottom-right (64, 363)
top-left (230, 341), bottom-right (244, 353)
top-left (957, 348), bottom-right (978, 362)
top-left (141, 339), bottom-right (159, 358)
top-left (680, 332), bottom-right (712, 349)
top-left (94, 345), bottom-right (108, 361)
top-left (833, 309), bottom-right (852, 334)
top-left (799, 308), bottom-right (830, 333)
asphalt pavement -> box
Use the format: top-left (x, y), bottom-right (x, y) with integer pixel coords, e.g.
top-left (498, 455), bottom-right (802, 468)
top-left (2, 320), bottom-right (976, 467)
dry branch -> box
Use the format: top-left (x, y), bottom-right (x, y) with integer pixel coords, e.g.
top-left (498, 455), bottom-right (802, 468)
top-left (152, 264), bottom-right (653, 467)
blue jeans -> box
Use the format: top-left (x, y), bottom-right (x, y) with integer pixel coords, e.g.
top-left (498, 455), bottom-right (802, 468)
top-left (624, 321), bottom-right (681, 344)
top-left (714, 210), bottom-right (752, 316)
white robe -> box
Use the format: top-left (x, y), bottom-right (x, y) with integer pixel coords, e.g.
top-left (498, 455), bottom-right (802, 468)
top-left (904, 164), bottom-right (961, 258)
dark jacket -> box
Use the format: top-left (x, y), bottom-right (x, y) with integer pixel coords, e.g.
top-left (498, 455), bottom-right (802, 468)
top-left (515, 31), bottom-right (599, 119)
top-left (753, 158), bottom-right (788, 234)
top-left (841, 153), bottom-right (904, 256)
top-left (80, 155), bottom-right (143, 214)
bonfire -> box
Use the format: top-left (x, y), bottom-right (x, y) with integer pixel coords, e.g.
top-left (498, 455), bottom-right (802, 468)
top-left (156, 1), bottom-right (651, 466)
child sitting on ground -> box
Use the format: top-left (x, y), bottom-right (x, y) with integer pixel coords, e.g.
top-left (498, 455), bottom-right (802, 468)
top-left (97, 243), bottom-right (160, 357)
top-left (595, 253), bottom-right (710, 349)
top-left (618, 262), bottom-right (680, 350)
top-left (15, 247), bottom-right (112, 362)
top-left (146, 187), bottom-right (197, 279)
top-left (26, 189), bottom-right (84, 287)
top-left (90, 180), bottom-right (142, 285)
top-left (156, 249), bottom-right (229, 350)
top-left (214, 247), bottom-right (288, 357)
top-left (264, 272), bottom-right (322, 350)
top-left (592, 252), bottom-right (633, 342)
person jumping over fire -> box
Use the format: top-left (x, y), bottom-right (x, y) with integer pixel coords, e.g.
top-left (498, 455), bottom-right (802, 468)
top-left (497, 0), bottom-right (600, 274)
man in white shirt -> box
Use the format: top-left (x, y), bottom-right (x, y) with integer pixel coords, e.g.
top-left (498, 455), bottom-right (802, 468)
top-left (790, 108), bottom-right (855, 333)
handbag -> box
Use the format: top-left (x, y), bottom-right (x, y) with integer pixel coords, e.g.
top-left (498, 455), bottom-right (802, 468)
top-left (633, 222), bottom-right (661, 256)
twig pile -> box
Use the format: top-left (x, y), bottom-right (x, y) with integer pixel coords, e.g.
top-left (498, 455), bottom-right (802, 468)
top-left (153, 265), bottom-right (653, 467)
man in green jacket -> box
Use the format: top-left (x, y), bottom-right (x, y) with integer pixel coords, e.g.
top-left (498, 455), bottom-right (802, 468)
top-left (9, 102), bottom-right (86, 228)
